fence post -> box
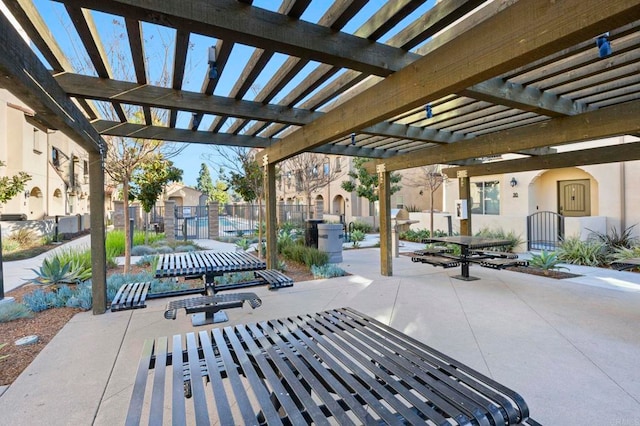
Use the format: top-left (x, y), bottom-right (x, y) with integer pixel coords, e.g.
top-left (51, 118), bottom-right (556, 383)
top-left (208, 202), bottom-right (219, 239)
top-left (164, 200), bottom-right (176, 242)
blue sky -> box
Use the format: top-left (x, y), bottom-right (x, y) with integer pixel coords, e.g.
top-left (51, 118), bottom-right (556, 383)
top-left (27, 0), bottom-right (435, 186)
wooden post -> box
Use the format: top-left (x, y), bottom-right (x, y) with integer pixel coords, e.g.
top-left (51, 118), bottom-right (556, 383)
top-left (378, 164), bottom-right (392, 276)
top-left (458, 174), bottom-right (472, 236)
top-left (89, 150), bottom-right (107, 314)
top-left (263, 155), bottom-right (278, 269)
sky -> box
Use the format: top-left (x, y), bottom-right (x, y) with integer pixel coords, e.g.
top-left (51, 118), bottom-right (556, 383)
top-left (19, 0), bottom-right (436, 186)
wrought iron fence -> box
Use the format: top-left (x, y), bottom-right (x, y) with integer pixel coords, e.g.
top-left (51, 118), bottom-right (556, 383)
top-left (527, 211), bottom-right (565, 250)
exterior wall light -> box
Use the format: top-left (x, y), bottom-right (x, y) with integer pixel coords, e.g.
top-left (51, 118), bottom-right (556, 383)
top-left (510, 177), bottom-right (518, 187)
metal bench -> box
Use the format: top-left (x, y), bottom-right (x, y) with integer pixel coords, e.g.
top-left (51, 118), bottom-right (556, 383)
top-left (164, 292), bottom-right (262, 325)
top-left (127, 307), bottom-right (540, 425)
top-left (610, 258), bottom-right (640, 271)
top-left (110, 282), bottom-right (151, 312)
top-left (413, 246), bottom-right (453, 256)
top-left (411, 254), bottom-right (460, 268)
top-left (472, 249), bottom-right (519, 259)
top-left (476, 258), bottom-right (529, 269)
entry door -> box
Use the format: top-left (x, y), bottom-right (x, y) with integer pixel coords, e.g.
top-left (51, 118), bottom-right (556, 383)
top-left (558, 179), bottom-right (590, 217)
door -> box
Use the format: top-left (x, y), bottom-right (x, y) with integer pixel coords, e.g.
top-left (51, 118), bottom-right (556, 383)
top-left (558, 179), bottom-right (590, 217)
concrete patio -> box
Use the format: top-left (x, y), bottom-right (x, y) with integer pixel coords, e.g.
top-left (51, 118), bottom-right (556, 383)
top-left (1, 242), bottom-right (640, 425)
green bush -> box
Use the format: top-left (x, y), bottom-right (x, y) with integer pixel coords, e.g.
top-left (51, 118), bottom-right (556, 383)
top-left (47, 248), bottom-right (93, 282)
top-left (474, 228), bottom-right (522, 252)
top-left (399, 229), bottom-right (431, 243)
top-left (0, 302), bottom-right (34, 323)
top-left (1, 238), bottom-right (20, 253)
top-left (279, 241), bottom-right (329, 267)
top-left (529, 250), bottom-right (568, 271)
top-left (29, 257), bottom-right (81, 286)
top-left (609, 246), bottom-right (640, 268)
top-left (557, 237), bottom-right (606, 266)
top-left (350, 230), bottom-right (366, 248)
top-left (22, 283), bottom-right (93, 312)
top-left (8, 228), bottom-right (38, 246)
top-left (587, 225), bottom-right (638, 258)
top-left (311, 264), bottom-right (347, 278)
top-left (349, 221), bottom-right (372, 233)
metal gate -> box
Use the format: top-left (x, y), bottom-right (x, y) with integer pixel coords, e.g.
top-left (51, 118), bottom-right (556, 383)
top-left (527, 211), bottom-right (564, 250)
top-left (175, 205), bottom-right (208, 240)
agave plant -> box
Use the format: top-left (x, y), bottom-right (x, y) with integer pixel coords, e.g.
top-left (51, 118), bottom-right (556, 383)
top-left (0, 342), bottom-right (9, 361)
top-left (28, 257), bottom-right (80, 287)
top-left (529, 250), bottom-right (569, 274)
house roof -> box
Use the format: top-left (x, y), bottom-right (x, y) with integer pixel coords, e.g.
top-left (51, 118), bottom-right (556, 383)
top-left (2, 0), bottom-right (640, 173)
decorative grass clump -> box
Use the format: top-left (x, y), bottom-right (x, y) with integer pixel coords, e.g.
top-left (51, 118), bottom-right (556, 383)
top-left (279, 241), bottom-right (329, 268)
top-left (0, 302), bottom-right (34, 323)
top-left (528, 250), bottom-right (568, 273)
top-left (311, 264), bottom-right (347, 278)
top-left (557, 237), bottom-right (606, 266)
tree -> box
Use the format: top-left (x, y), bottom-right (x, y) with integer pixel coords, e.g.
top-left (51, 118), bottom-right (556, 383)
top-left (69, 22), bottom-right (190, 273)
top-left (195, 163), bottom-right (215, 200)
top-left (210, 180), bottom-right (230, 206)
top-left (341, 157), bottom-right (402, 202)
top-left (130, 155), bottom-right (183, 243)
top-left (0, 161), bottom-right (31, 204)
top-left (404, 165), bottom-right (446, 237)
top-left (281, 153), bottom-right (344, 218)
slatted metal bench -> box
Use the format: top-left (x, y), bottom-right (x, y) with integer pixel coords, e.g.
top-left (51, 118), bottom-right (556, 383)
top-left (476, 258), bottom-right (529, 269)
top-left (413, 246), bottom-right (453, 256)
top-left (472, 249), bottom-right (519, 259)
top-left (411, 254), bottom-right (461, 268)
top-left (164, 292), bottom-right (262, 325)
top-left (127, 307), bottom-right (540, 425)
top-left (110, 282), bottom-right (151, 312)
top-left (610, 258), bottom-right (640, 271)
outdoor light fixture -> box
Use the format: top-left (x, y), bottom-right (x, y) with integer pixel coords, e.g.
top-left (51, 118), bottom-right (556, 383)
top-left (425, 103), bottom-right (433, 118)
top-left (596, 33), bottom-right (612, 58)
top-left (208, 46), bottom-right (218, 79)
top-left (510, 177), bottom-right (518, 187)
top-left (24, 190), bottom-right (30, 199)
top-left (191, 112), bottom-right (202, 131)
top-left (351, 132), bottom-right (356, 146)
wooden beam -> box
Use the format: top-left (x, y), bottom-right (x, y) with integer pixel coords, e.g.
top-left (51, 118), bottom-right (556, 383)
top-left (124, 18), bottom-right (152, 125)
top-left (56, 0), bottom-right (418, 76)
top-left (0, 12), bottom-right (106, 153)
top-left (370, 100), bottom-right (640, 172)
top-left (3, 0), bottom-right (97, 119)
top-left (378, 165), bottom-right (392, 276)
top-left (57, 73), bottom-right (323, 125)
top-left (91, 120), bottom-right (394, 158)
top-left (263, 159), bottom-right (278, 269)
top-left (64, 5), bottom-right (127, 122)
top-left (443, 141), bottom-right (640, 178)
top-left (169, 30), bottom-right (190, 127)
top-left (88, 150), bottom-right (107, 314)
top-left (261, 0), bottom-right (640, 164)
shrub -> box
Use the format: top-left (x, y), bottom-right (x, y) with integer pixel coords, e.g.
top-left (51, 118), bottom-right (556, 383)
top-left (0, 302), bottom-right (34, 323)
top-left (587, 225), bottom-right (638, 257)
top-left (48, 248), bottom-right (93, 282)
top-left (216, 272), bottom-right (255, 286)
top-left (349, 221), bottom-right (372, 233)
top-left (174, 245), bottom-right (196, 253)
top-left (474, 228), bottom-right (522, 252)
top-left (235, 238), bottom-right (251, 251)
top-left (131, 245), bottom-right (155, 256)
top-left (22, 288), bottom-right (58, 312)
top-left (350, 230), bottom-right (366, 248)
top-left (8, 228), bottom-right (38, 246)
top-left (311, 264), bottom-right (347, 278)
top-left (1, 238), bottom-right (20, 253)
top-left (609, 246), bottom-right (640, 269)
top-left (136, 255), bottom-right (159, 269)
top-left (529, 250), bottom-right (568, 272)
top-left (154, 245), bottom-right (174, 254)
top-left (557, 237), bottom-right (606, 266)
top-left (399, 229), bottom-right (431, 243)
top-left (279, 241), bottom-right (328, 267)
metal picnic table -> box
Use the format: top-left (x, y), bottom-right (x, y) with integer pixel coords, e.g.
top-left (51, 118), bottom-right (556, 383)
top-left (126, 307), bottom-right (539, 425)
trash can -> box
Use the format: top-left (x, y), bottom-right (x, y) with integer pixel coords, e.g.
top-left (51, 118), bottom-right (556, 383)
top-left (318, 223), bottom-right (344, 263)
top-left (305, 219), bottom-right (323, 248)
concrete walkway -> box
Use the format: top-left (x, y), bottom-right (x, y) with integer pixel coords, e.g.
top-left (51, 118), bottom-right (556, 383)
top-left (1, 239), bottom-right (640, 424)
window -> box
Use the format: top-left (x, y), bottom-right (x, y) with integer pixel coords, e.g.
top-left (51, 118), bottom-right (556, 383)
top-left (323, 161), bottom-right (330, 177)
top-left (334, 158), bottom-right (341, 172)
top-left (33, 129), bottom-right (42, 154)
top-left (83, 160), bottom-right (89, 183)
top-left (395, 195), bottom-right (404, 209)
top-left (51, 147), bottom-right (60, 167)
top-left (470, 181), bottom-right (500, 215)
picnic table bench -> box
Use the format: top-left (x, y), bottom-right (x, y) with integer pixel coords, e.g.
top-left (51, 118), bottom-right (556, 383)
top-left (164, 292), bottom-right (262, 325)
top-left (110, 251), bottom-right (292, 316)
top-left (126, 307), bottom-right (539, 425)
top-left (610, 258), bottom-right (640, 271)
top-left (419, 236), bottom-right (526, 280)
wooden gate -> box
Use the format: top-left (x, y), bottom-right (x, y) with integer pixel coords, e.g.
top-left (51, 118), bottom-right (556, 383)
top-left (527, 211), bottom-right (565, 250)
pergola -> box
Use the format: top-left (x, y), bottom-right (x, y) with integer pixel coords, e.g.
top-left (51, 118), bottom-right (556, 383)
top-left (1, 0), bottom-right (640, 314)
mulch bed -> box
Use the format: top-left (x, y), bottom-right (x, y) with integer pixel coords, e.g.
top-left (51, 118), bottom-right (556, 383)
top-left (505, 265), bottom-right (581, 279)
